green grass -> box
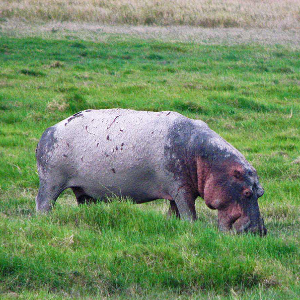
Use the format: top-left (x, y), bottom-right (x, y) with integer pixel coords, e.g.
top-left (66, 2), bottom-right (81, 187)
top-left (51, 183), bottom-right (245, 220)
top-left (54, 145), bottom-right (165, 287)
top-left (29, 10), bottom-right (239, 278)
top-left (0, 34), bottom-right (299, 299)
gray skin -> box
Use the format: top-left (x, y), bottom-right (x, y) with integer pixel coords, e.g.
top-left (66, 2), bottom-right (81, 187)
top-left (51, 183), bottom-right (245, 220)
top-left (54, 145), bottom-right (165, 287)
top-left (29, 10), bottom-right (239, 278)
top-left (36, 109), bottom-right (267, 235)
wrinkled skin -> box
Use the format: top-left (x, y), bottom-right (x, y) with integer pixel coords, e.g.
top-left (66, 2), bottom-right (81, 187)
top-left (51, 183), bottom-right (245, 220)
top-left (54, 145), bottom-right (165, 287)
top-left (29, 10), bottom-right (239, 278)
top-left (36, 109), bottom-right (266, 235)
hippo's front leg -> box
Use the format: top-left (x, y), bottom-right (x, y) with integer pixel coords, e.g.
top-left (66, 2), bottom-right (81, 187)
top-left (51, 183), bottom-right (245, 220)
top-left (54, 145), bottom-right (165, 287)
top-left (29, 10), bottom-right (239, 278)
top-left (167, 200), bottom-right (180, 218)
top-left (172, 188), bottom-right (197, 221)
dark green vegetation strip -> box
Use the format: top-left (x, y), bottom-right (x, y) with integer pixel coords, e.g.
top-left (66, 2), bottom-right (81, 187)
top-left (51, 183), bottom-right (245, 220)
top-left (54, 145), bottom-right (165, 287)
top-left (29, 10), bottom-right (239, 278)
top-left (0, 36), bottom-right (299, 299)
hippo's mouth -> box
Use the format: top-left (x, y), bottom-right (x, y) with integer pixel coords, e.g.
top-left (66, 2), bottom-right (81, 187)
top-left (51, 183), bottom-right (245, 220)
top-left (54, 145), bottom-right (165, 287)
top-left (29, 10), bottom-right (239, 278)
top-left (218, 215), bottom-right (267, 236)
top-left (232, 216), bottom-right (267, 236)
top-left (233, 218), bottom-right (251, 233)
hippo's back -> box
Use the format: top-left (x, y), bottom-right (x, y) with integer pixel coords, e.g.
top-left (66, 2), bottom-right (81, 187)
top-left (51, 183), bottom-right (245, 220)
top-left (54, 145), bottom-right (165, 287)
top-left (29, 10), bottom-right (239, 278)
top-left (56, 109), bottom-right (183, 141)
top-left (52, 109), bottom-right (187, 163)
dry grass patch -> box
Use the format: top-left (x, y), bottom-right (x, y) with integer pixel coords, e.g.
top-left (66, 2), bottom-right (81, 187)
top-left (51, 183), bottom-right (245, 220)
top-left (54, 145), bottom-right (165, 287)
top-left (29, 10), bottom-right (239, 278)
top-left (47, 98), bottom-right (69, 112)
top-left (1, 0), bottom-right (300, 29)
top-left (2, 21), bottom-right (300, 48)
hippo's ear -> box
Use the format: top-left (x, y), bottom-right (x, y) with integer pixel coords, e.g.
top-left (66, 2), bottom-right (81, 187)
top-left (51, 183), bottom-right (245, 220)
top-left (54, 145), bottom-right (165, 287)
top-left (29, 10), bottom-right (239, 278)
top-left (257, 185), bottom-right (264, 197)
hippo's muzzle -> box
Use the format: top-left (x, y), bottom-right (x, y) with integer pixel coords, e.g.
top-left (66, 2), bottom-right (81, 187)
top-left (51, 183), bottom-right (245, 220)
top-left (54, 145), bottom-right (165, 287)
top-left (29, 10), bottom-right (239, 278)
top-left (217, 195), bottom-right (267, 236)
top-left (232, 216), bottom-right (267, 236)
top-left (218, 216), bottom-right (267, 236)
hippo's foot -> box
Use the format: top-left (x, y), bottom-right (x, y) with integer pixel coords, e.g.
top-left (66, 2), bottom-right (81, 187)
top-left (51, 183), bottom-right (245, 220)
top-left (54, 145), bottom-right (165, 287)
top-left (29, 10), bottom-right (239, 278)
top-left (36, 179), bottom-right (67, 212)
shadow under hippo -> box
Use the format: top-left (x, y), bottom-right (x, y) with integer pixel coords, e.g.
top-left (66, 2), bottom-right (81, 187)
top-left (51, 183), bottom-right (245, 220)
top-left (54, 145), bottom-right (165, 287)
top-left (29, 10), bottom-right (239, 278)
top-left (36, 109), bottom-right (267, 235)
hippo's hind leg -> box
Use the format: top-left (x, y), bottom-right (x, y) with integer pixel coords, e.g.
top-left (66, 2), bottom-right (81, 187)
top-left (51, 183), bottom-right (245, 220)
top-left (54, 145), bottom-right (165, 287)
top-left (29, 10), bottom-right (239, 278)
top-left (71, 187), bottom-right (96, 205)
top-left (36, 126), bottom-right (67, 212)
top-left (36, 179), bottom-right (66, 212)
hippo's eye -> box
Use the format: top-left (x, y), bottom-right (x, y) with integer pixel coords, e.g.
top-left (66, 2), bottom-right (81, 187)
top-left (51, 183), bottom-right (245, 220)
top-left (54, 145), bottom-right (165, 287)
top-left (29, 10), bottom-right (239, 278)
top-left (233, 170), bottom-right (242, 179)
top-left (243, 189), bottom-right (253, 198)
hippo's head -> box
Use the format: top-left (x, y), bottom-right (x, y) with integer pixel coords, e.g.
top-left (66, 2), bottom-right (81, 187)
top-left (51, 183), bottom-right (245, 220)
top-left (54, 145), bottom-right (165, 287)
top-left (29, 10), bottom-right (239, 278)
top-left (200, 160), bottom-right (267, 235)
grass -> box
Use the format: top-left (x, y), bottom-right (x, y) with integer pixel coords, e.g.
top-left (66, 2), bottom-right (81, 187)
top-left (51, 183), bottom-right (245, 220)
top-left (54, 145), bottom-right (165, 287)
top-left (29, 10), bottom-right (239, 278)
top-left (1, 0), bottom-right (300, 29)
top-left (0, 33), bottom-right (299, 299)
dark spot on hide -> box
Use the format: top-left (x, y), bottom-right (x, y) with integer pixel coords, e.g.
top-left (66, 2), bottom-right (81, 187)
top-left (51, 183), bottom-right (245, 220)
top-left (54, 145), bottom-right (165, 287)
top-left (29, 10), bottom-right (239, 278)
top-left (116, 146), bottom-right (118, 150)
top-left (85, 109), bottom-right (92, 112)
top-left (81, 157), bottom-right (84, 162)
top-left (51, 185), bottom-right (58, 193)
top-left (106, 135), bottom-right (110, 141)
top-left (121, 143), bottom-right (124, 147)
top-left (63, 154), bottom-right (68, 158)
top-left (107, 115), bottom-right (120, 129)
top-left (189, 126), bottom-right (239, 167)
top-left (66, 142), bottom-right (69, 147)
top-left (36, 126), bottom-right (57, 171)
top-left (164, 119), bottom-right (198, 192)
top-left (105, 152), bottom-right (109, 157)
top-left (129, 163), bottom-right (156, 184)
top-left (120, 129), bottom-right (124, 132)
top-left (233, 170), bottom-right (242, 180)
top-left (67, 111), bottom-right (84, 124)
top-left (164, 118), bottom-right (238, 194)
top-left (97, 143), bottom-right (99, 147)
top-left (85, 126), bottom-right (96, 136)
top-left (111, 168), bottom-right (116, 173)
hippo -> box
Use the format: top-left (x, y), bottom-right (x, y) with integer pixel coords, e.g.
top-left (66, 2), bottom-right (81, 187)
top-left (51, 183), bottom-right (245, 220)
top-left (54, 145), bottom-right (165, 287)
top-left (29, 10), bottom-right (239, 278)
top-left (36, 109), bottom-right (266, 235)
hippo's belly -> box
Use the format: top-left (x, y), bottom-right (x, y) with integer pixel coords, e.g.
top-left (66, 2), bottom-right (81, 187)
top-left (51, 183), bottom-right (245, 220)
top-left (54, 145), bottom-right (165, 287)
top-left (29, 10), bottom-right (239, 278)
top-left (68, 162), bottom-right (169, 203)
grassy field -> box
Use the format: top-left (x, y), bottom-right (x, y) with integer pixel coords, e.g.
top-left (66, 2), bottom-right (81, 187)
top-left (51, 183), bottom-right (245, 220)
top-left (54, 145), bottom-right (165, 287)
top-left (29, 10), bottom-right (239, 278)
top-left (0, 31), bottom-right (299, 299)
top-left (1, 0), bottom-right (300, 29)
